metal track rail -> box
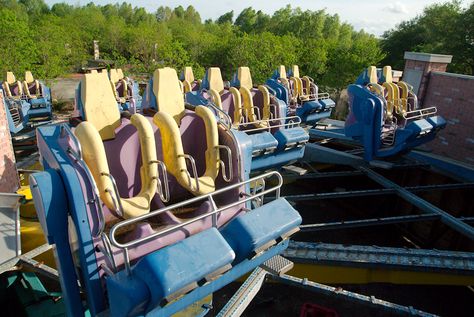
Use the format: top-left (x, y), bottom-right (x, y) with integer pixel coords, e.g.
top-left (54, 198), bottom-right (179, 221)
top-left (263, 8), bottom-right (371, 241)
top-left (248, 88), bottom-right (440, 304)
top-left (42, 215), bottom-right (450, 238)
top-left (284, 241), bottom-right (474, 274)
top-left (269, 274), bottom-right (438, 316)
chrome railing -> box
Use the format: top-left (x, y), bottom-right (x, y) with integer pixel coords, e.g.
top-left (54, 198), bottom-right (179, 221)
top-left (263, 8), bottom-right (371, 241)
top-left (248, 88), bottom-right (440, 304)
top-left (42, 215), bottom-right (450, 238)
top-left (206, 101), bottom-right (232, 130)
top-left (236, 115), bottom-right (301, 133)
top-left (109, 171), bottom-right (283, 274)
top-left (403, 106), bottom-right (437, 121)
top-left (217, 145), bottom-right (233, 182)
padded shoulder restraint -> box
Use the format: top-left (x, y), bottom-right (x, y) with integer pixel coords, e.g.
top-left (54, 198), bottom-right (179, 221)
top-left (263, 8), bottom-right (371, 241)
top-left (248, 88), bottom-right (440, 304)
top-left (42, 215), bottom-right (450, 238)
top-left (75, 114), bottom-right (158, 219)
top-left (4, 72), bottom-right (22, 98)
top-left (153, 106), bottom-right (220, 195)
top-left (397, 81), bottom-right (410, 114)
top-left (367, 66), bottom-right (385, 98)
top-left (302, 76), bottom-right (312, 96)
top-left (237, 67), bottom-right (269, 128)
top-left (229, 87), bottom-right (242, 126)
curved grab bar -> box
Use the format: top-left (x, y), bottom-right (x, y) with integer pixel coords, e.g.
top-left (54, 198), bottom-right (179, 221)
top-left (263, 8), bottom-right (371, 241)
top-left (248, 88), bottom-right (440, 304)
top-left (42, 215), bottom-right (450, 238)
top-left (179, 154), bottom-right (200, 193)
top-left (109, 171), bottom-right (283, 251)
top-left (206, 101), bottom-right (232, 130)
top-left (150, 160), bottom-right (170, 203)
top-left (216, 145), bottom-right (233, 182)
top-left (101, 172), bottom-right (125, 218)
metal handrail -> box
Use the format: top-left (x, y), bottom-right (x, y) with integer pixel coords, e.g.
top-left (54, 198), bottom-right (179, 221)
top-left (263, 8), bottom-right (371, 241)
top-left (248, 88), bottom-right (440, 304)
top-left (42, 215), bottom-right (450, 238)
top-left (109, 171), bottom-right (283, 252)
top-left (403, 106), bottom-right (437, 121)
top-left (217, 145), bottom-right (233, 182)
top-left (150, 160), bottom-right (170, 203)
top-left (236, 115), bottom-right (302, 133)
top-left (101, 172), bottom-right (125, 218)
top-left (179, 154), bottom-right (200, 193)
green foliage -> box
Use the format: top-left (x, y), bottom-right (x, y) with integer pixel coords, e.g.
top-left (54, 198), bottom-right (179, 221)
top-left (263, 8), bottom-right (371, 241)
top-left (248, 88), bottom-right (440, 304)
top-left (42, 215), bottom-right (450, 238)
top-left (381, 1), bottom-right (473, 75)
top-left (0, 0), bottom-right (385, 89)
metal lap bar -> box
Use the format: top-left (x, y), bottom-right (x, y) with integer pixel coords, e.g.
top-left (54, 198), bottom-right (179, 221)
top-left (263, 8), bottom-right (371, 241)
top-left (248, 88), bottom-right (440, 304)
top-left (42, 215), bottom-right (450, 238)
top-left (109, 171), bottom-right (283, 271)
top-left (403, 106), bottom-right (437, 121)
top-left (62, 125), bottom-right (106, 237)
top-left (216, 145), bottom-right (233, 182)
top-left (101, 172), bottom-right (125, 218)
top-left (99, 232), bottom-right (117, 273)
top-left (237, 115), bottom-right (302, 133)
top-left (179, 154), bottom-right (200, 193)
top-left (150, 160), bottom-right (170, 202)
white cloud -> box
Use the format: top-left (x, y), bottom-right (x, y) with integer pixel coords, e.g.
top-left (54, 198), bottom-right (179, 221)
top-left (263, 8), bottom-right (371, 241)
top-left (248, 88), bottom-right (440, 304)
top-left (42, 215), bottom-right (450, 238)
top-left (386, 1), bottom-right (409, 14)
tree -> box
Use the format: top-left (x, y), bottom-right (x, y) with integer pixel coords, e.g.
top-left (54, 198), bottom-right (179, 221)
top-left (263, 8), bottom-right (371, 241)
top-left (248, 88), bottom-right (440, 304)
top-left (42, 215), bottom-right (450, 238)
top-left (216, 11), bottom-right (233, 24)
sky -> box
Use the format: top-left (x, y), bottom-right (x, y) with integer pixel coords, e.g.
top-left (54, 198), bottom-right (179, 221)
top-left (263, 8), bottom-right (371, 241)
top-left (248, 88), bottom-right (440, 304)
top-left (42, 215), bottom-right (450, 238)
top-left (44, 0), bottom-right (460, 36)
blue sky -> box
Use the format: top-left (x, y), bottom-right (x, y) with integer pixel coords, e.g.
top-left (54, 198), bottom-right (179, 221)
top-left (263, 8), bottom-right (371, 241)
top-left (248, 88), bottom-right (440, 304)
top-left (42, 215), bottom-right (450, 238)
top-left (44, 0), bottom-right (460, 36)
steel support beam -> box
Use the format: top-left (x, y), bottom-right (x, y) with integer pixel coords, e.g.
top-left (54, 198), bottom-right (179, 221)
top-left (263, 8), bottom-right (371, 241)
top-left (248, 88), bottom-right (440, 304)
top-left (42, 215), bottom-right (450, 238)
top-left (282, 182), bottom-right (474, 202)
top-left (360, 167), bottom-right (474, 240)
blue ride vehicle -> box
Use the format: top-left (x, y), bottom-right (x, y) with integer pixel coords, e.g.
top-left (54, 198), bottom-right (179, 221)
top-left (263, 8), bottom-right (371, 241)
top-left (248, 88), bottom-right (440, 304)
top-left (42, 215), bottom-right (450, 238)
top-left (1, 71), bottom-right (52, 135)
top-left (266, 65), bottom-right (335, 126)
top-left (183, 66), bottom-right (309, 171)
top-left (31, 69), bottom-right (301, 316)
top-left (345, 65), bottom-right (447, 161)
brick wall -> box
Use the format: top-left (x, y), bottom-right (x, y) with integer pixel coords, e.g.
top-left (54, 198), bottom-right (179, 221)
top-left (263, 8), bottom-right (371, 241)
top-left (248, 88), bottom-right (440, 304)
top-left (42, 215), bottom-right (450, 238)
top-left (0, 90), bottom-right (19, 193)
top-left (422, 72), bottom-right (474, 165)
top-left (404, 59), bottom-right (449, 104)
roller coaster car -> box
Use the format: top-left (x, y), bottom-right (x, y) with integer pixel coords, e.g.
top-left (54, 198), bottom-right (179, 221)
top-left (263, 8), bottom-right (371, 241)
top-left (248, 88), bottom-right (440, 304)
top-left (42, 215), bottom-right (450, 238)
top-left (185, 66), bottom-right (309, 171)
top-left (109, 68), bottom-right (142, 112)
top-left (266, 65), bottom-right (335, 125)
top-left (345, 66), bottom-right (446, 161)
top-left (1, 71), bottom-right (52, 135)
top-left (30, 70), bottom-right (301, 316)
top-left (180, 66), bottom-right (201, 93)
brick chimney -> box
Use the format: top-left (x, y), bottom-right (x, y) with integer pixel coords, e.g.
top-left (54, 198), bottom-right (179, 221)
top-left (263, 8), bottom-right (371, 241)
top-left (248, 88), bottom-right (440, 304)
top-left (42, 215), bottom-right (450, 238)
top-left (403, 52), bottom-right (452, 106)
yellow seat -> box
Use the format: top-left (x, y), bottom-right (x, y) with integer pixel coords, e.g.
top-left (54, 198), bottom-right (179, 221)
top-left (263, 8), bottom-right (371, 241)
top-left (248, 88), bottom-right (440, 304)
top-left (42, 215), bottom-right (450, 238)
top-left (207, 67), bottom-right (242, 127)
top-left (182, 66), bottom-right (195, 93)
top-left (366, 66), bottom-right (385, 97)
top-left (109, 68), bottom-right (128, 103)
top-left (74, 71), bottom-right (158, 219)
top-left (236, 67), bottom-right (270, 128)
top-left (23, 71), bottom-right (41, 99)
top-left (289, 65), bottom-right (311, 100)
top-left (3, 72), bottom-right (23, 100)
top-left (152, 67), bottom-right (220, 195)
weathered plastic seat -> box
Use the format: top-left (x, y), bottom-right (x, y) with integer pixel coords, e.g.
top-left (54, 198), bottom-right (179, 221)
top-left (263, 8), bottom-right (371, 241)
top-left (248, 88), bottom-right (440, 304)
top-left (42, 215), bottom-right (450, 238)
top-left (109, 68), bottom-right (129, 104)
top-left (2, 72), bottom-right (23, 100)
top-left (23, 71), bottom-right (41, 99)
top-left (180, 66), bottom-right (200, 93)
top-left (152, 67), bottom-right (221, 195)
top-left (74, 71), bottom-right (158, 219)
top-left (234, 67), bottom-right (271, 128)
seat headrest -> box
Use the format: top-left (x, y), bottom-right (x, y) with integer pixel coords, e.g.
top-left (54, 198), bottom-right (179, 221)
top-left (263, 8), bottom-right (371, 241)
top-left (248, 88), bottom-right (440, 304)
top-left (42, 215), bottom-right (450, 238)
top-left (237, 67), bottom-right (253, 90)
top-left (207, 67), bottom-right (224, 93)
top-left (5, 72), bottom-right (15, 84)
top-left (109, 69), bottom-right (119, 83)
top-left (183, 67), bottom-right (194, 83)
top-left (81, 72), bottom-right (121, 140)
top-left (152, 67), bottom-right (185, 124)
top-left (368, 66), bottom-right (378, 84)
top-left (24, 71), bottom-right (34, 83)
top-left (291, 65), bottom-right (300, 78)
top-left (383, 66), bottom-right (393, 83)
top-left (278, 65), bottom-right (287, 79)
top-left (117, 68), bottom-right (124, 79)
